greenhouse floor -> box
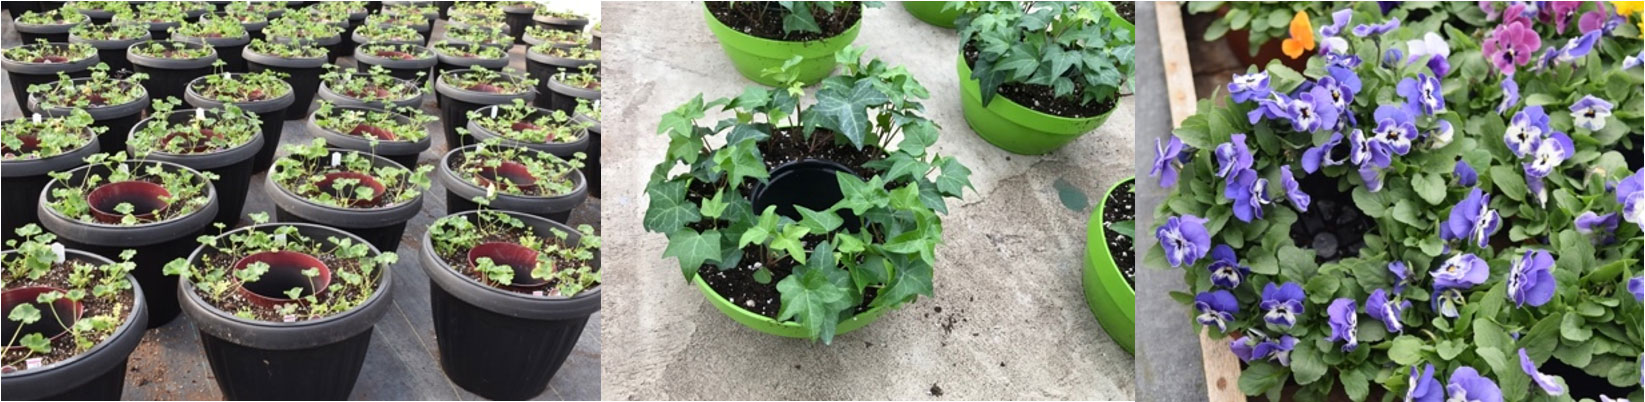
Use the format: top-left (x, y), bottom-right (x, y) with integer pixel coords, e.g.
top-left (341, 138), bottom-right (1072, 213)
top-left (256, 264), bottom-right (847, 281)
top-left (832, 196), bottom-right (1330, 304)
top-left (597, 2), bottom-right (1136, 400)
top-left (0, 13), bottom-right (601, 401)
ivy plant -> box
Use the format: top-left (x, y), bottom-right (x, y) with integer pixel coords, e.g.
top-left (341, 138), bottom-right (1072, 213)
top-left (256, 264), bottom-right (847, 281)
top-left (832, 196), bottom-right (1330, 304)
top-left (956, 1), bottom-right (1135, 111)
top-left (707, 1), bottom-right (881, 41)
top-left (2, 225), bottom-right (137, 371)
top-left (445, 25), bottom-right (511, 46)
top-left (440, 66), bottom-right (535, 94)
top-left (354, 24), bottom-right (423, 43)
top-left (129, 40), bottom-right (213, 60)
top-left (191, 67), bottom-right (291, 103)
top-left (16, 8), bottom-right (87, 25)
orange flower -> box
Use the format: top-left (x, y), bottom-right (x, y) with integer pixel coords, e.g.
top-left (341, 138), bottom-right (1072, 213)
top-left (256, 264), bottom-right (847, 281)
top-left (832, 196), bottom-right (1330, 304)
top-left (1282, 10), bottom-right (1315, 59)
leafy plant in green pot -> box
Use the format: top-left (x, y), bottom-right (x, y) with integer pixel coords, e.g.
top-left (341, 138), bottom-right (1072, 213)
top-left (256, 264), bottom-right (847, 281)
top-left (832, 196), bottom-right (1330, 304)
top-left (265, 138), bottom-right (433, 253)
top-left (1083, 176), bottom-right (1135, 354)
top-left (954, 1), bottom-right (1134, 155)
top-left (165, 213), bottom-right (395, 400)
top-left (902, 1), bottom-right (974, 29)
top-left (67, 21), bottom-right (150, 73)
top-left (1, 225), bottom-right (147, 400)
top-left (25, 63), bottom-right (149, 155)
top-left (126, 40), bottom-right (218, 108)
top-left (353, 43), bottom-right (437, 85)
top-left (14, 8), bottom-right (89, 44)
top-left (307, 100), bottom-right (435, 169)
top-left (1, 110), bottom-right (102, 245)
top-left (434, 67), bottom-right (537, 149)
top-left (170, 13), bottom-right (253, 72)
top-left (420, 207), bottom-right (600, 399)
top-left (184, 65), bottom-right (296, 172)
top-left (642, 48), bottom-right (972, 342)
top-left (544, 65), bottom-right (598, 114)
top-left (523, 25), bottom-right (588, 48)
top-left (242, 39), bottom-right (328, 120)
top-left (67, 1), bottom-right (132, 25)
top-left (702, 1), bottom-right (877, 86)
top-left (317, 63), bottom-right (427, 110)
top-left (533, 8), bottom-right (589, 33)
top-left (436, 139), bottom-right (587, 222)
top-left (262, 14), bottom-right (345, 63)
top-left (1, 41), bottom-right (100, 114)
top-left (37, 152), bottom-right (221, 328)
top-left (465, 98), bottom-right (591, 160)
top-left (365, 11), bottom-right (433, 46)
top-left (429, 40), bottom-right (510, 80)
top-left (352, 23), bottom-right (424, 47)
top-left (127, 98), bottom-right (265, 228)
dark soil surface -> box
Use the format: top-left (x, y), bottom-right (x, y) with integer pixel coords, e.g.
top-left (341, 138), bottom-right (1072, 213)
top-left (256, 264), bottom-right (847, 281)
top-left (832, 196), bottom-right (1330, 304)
top-left (1289, 173), bottom-right (1374, 263)
top-left (432, 229), bottom-right (599, 296)
top-left (707, 1), bottom-right (861, 42)
top-left (964, 45), bottom-right (1117, 119)
top-left (191, 248), bottom-right (378, 321)
top-left (1101, 180), bottom-right (1134, 287)
top-left (1, 258), bottom-right (136, 372)
top-left (448, 153), bottom-right (576, 197)
top-left (1112, 1), bottom-right (1134, 23)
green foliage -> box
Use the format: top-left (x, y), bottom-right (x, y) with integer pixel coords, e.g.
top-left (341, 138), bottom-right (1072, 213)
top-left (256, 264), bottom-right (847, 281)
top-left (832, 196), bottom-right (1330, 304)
top-left (269, 138), bottom-right (433, 208)
top-left (68, 21), bottom-right (148, 41)
top-left (427, 210), bottom-right (602, 297)
top-left (164, 222), bottom-right (391, 321)
top-left (129, 40), bottom-right (214, 60)
top-left (2, 224), bottom-right (138, 371)
top-left (957, 1), bottom-right (1134, 107)
top-left (127, 98), bottom-right (260, 156)
top-left (2, 40), bottom-right (97, 64)
top-left (452, 138), bottom-right (585, 198)
top-left (1, 108), bottom-right (101, 161)
top-left (354, 24), bottom-right (423, 43)
top-left (467, 98), bottom-right (591, 144)
top-left (262, 14), bottom-right (345, 43)
top-left (171, 13), bottom-right (249, 40)
top-left (311, 100), bottom-right (436, 143)
top-left (245, 39), bottom-right (328, 59)
top-left (16, 7), bottom-right (86, 25)
top-left (321, 64), bottom-right (426, 106)
top-left (44, 152), bottom-right (219, 225)
top-left (27, 63), bottom-right (149, 112)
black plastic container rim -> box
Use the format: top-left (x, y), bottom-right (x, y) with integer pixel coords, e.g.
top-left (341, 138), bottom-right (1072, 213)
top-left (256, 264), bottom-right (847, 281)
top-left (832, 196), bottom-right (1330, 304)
top-left (171, 32), bottom-right (252, 48)
top-left (35, 160), bottom-right (221, 247)
top-left (417, 209), bottom-right (600, 320)
top-left (532, 14), bottom-right (588, 26)
top-left (15, 19), bottom-right (85, 33)
top-left (27, 78), bottom-right (149, 120)
top-left (183, 73), bottom-right (298, 113)
top-left (500, 4), bottom-right (535, 14)
top-left (434, 69), bottom-right (536, 104)
top-left (178, 222), bottom-right (394, 350)
top-left (546, 77), bottom-right (599, 99)
top-left (0, 250), bottom-right (148, 400)
top-left (573, 112), bottom-right (600, 134)
top-left (465, 104), bottom-right (590, 155)
top-left (430, 42), bottom-right (509, 65)
top-left (0, 45), bottom-right (99, 74)
top-left (352, 31), bottom-right (424, 48)
top-left (125, 41), bottom-right (219, 69)
top-left (268, 34), bottom-right (342, 47)
top-left (525, 50), bottom-right (597, 69)
top-left (242, 46), bottom-right (328, 68)
top-left (125, 108), bottom-right (266, 170)
top-left (69, 30), bottom-right (153, 50)
top-left (304, 105), bottom-right (432, 153)
top-left (75, 9), bottom-right (118, 19)
top-left (0, 118), bottom-right (101, 178)
top-left (263, 148), bottom-right (425, 226)
top-left (319, 75), bottom-right (425, 106)
top-left (752, 158), bottom-right (861, 207)
top-left (435, 144), bottom-right (589, 210)
top-left (353, 43), bottom-right (438, 68)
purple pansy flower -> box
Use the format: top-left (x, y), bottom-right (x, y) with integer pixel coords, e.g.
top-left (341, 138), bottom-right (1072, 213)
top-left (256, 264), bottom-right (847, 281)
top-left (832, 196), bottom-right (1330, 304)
top-left (1282, 91), bottom-right (1338, 133)
top-left (1544, 1), bottom-right (1581, 33)
top-left (1326, 55), bottom-right (1363, 94)
top-left (1433, 253), bottom-right (1491, 290)
top-left (1384, 48), bottom-right (1405, 67)
top-left (1318, 9), bottom-right (1352, 54)
top-left (1575, 211), bottom-right (1620, 244)
top-left (1252, 336), bottom-right (1298, 366)
top-left (1505, 106), bottom-right (1551, 157)
top-left (1371, 105), bottom-right (1420, 155)
top-left (1507, 249), bottom-right (1556, 307)
top-left (1157, 215), bottom-right (1212, 267)
top-left (1194, 290), bottom-right (1239, 333)
top-left (1628, 50), bottom-right (1645, 70)
top-left (1151, 136), bottom-right (1186, 188)
top-left (1366, 288), bottom-right (1409, 333)
top-left (1207, 244), bottom-right (1251, 288)
top-left (1359, 165), bottom-right (1387, 193)
top-left (1618, 168), bottom-right (1645, 230)
top-left (1498, 79), bottom-right (1520, 115)
top-left (1397, 73), bottom-right (1445, 115)
top-left (1301, 132), bottom-right (1347, 173)
top-left (1442, 188), bottom-right (1501, 248)
top-left (1570, 95), bottom-right (1613, 132)
top-left (1228, 71), bottom-right (1271, 104)
top-left (1352, 18), bottom-right (1400, 37)
top-left (1524, 131), bottom-right (1574, 179)
top-left (1247, 94), bottom-right (1292, 124)
top-left (1281, 166), bottom-right (1309, 212)
top-left (1579, 5), bottom-right (1622, 34)
top-left (1349, 128), bottom-right (1391, 169)
top-left (1456, 160), bottom-right (1478, 187)
top-left (1503, 3), bottom-right (1535, 27)
top-left (1407, 364), bottom-right (1444, 402)
top-left (1225, 168), bottom-right (1270, 222)
top-left (1260, 282), bottom-right (1305, 329)
top-left (1629, 276), bottom-right (1643, 302)
top-left (1406, 32), bottom-right (1452, 77)
top-left (1315, 76), bottom-right (1354, 120)
top-left (1551, 30), bottom-right (1600, 67)
top-left (1519, 348), bottom-right (1567, 395)
top-left (1230, 335), bottom-right (1257, 362)
top-left (1429, 119), bottom-right (1454, 149)
top-left (1389, 261), bottom-right (1411, 292)
top-left (1213, 134), bottom-right (1254, 179)
top-left (1435, 286), bottom-right (1469, 318)
top-left (1483, 21), bottom-right (1541, 75)
top-left (1447, 366), bottom-right (1504, 402)
top-left (1326, 298), bottom-right (1358, 352)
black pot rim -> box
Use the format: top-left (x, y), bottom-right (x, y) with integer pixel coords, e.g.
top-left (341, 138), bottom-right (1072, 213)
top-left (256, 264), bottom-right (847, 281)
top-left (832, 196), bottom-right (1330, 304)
top-left (0, 44), bottom-right (100, 74)
top-left (263, 148), bottom-right (425, 222)
top-left (352, 43), bottom-right (437, 68)
top-left (305, 105), bottom-right (433, 152)
top-left (417, 209), bottom-right (600, 320)
top-left (435, 144), bottom-right (588, 207)
top-left (27, 78), bottom-right (148, 121)
top-left (318, 74), bottom-right (425, 108)
top-left (434, 69), bottom-right (536, 103)
top-left (170, 32), bottom-right (252, 47)
top-left (0, 118), bottom-right (102, 178)
top-left (0, 250), bottom-right (148, 400)
top-left (15, 19), bottom-right (87, 34)
top-left (242, 46), bottom-right (328, 68)
top-left (525, 50), bottom-right (597, 68)
top-left (36, 160), bottom-right (221, 247)
top-left (126, 108), bottom-right (266, 170)
top-left (465, 104), bottom-right (590, 156)
top-left (546, 77), bottom-right (599, 99)
top-left (125, 40), bottom-right (219, 69)
top-left (183, 73), bottom-right (298, 113)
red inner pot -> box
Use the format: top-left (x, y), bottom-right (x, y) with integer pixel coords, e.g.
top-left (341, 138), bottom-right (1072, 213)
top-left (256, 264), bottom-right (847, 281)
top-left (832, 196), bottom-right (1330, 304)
top-left (161, 129), bottom-right (225, 153)
top-left (3, 134), bottom-right (42, 155)
top-left (374, 50), bottom-right (415, 60)
top-left (466, 242), bottom-right (548, 288)
top-left (465, 83), bottom-right (501, 93)
top-left (86, 181), bottom-right (172, 224)
top-left (314, 171), bottom-right (387, 207)
top-left (475, 161), bottom-right (537, 190)
top-left (1, 286), bottom-right (84, 351)
top-left (348, 124), bottom-right (399, 141)
top-left (232, 251), bottom-right (333, 309)
top-left (31, 55), bottom-right (70, 64)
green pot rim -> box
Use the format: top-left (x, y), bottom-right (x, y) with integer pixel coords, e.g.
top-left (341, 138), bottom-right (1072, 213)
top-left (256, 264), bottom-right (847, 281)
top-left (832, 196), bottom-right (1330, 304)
top-left (902, 1), bottom-right (960, 29)
top-left (1084, 176), bottom-right (1136, 354)
top-left (956, 52), bottom-right (1111, 137)
top-left (692, 270), bottom-right (896, 339)
top-left (701, 4), bottom-right (863, 60)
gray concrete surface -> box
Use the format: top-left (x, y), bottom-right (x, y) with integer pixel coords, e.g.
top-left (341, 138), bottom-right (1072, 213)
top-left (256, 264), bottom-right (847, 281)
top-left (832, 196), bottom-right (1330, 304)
top-left (1, 5), bottom-right (600, 400)
top-left (599, 2), bottom-right (1135, 400)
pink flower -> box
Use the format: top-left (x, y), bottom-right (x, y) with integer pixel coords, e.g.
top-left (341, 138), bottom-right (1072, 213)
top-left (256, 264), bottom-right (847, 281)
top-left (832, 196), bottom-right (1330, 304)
top-left (1483, 21), bottom-right (1542, 75)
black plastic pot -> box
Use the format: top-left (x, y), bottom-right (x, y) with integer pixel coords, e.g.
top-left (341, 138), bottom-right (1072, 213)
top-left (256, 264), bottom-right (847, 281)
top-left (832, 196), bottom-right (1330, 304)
top-left (269, 32), bottom-right (343, 64)
top-left (127, 108), bottom-right (265, 228)
top-left (544, 76), bottom-right (598, 115)
top-left (15, 18), bottom-right (84, 44)
top-left (574, 112), bottom-right (601, 199)
top-left (434, 69), bottom-right (536, 149)
top-left (0, 119), bottom-right (99, 245)
top-left (75, 8), bottom-right (120, 25)
top-left (436, 144), bottom-right (588, 223)
top-left (306, 105), bottom-right (431, 169)
top-left (1, 44), bottom-right (99, 114)
top-left (338, 12), bottom-right (368, 59)
top-left (127, 40), bottom-right (218, 109)
top-left (753, 159), bottom-right (863, 232)
top-left (134, 20), bottom-right (179, 41)
top-left (69, 25), bottom-right (149, 74)
top-left (417, 209), bottom-right (599, 400)
top-left (352, 31), bottom-right (424, 48)
top-left (316, 73), bottom-right (425, 110)
top-left (500, 4), bottom-right (535, 45)
top-left (0, 250), bottom-right (148, 401)
top-left (266, 152), bottom-right (424, 254)
top-left (183, 73), bottom-right (296, 173)
top-left (172, 32), bottom-right (252, 73)
top-left (36, 160), bottom-right (221, 329)
top-left (240, 19), bottom-right (269, 42)
top-left (524, 49), bottom-right (598, 82)
top-left (591, 29), bottom-right (601, 51)
top-left (243, 46), bottom-right (327, 120)
top-left (27, 77), bottom-right (149, 155)
top-left (179, 223), bottom-right (392, 400)
top-left (466, 104), bottom-right (590, 160)
top-left (533, 13), bottom-right (588, 33)
top-left (430, 42), bottom-right (510, 82)
top-left (353, 43), bottom-right (437, 85)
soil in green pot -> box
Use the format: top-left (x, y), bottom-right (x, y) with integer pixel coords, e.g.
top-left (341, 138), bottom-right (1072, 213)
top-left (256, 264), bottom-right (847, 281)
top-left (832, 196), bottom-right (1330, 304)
top-left (1112, 2), bottom-right (1134, 24)
top-left (963, 44), bottom-right (1116, 119)
top-left (705, 1), bottom-right (860, 41)
top-left (1102, 180), bottom-right (1135, 287)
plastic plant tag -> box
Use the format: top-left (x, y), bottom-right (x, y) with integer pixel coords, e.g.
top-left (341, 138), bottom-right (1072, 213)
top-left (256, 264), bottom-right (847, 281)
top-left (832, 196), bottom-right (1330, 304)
top-left (274, 233), bottom-right (287, 246)
top-left (31, 114), bottom-right (40, 123)
top-left (196, 108), bottom-right (205, 121)
top-left (533, 290), bottom-right (544, 297)
top-left (282, 315), bottom-right (297, 322)
top-left (491, 107), bottom-right (497, 118)
top-left (25, 358), bottom-right (42, 369)
top-left (50, 243), bottom-right (65, 263)
top-left (223, 72), bottom-right (230, 81)
top-left (331, 152), bottom-right (342, 167)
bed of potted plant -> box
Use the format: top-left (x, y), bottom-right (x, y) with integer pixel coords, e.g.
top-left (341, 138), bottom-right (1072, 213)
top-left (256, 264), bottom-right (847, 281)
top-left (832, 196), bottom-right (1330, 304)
top-left (465, 98), bottom-right (590, 160)
top-left (14, 7), bottom-right (88, 44)
top-left (443, 25), bottom-right (513, 48)
top-left (1, 40), bottom-right (100, 115)
top-left (68, 1), bottom-right (131, 25)
top-left (264, 138), bottom-right (432, 254)
top-left (224, 1), bottom-right (288, 23)
top-left (543, 65), bottom-right (598, 114)
top-left (37, 152), bottom-right (221, 329)
top-left (954, 1), bottom-right (1133, 155)
top-left (184, 64), bottom-right (296, 173)
top-left (1, 225), bottom-right (148, 400)
top-left (574, 99), bottom-right (601, 199)
top-left (306, 101), bottom-right (434, 169)
top-left (1148, 2), bottom-right (1643, 400)
top-left (434, 66), bottom-right (536, 148)
top-left (1, 110), bottom-right (102, 245)
top-left (126, 40), bottom-right (218, 109)
top-left (241, 39), bottom-right (327, 121)
top-left (701, 1), bottom-right (874, 86)
top-left (25, 63), bottom-right (148, 156)
top-left (524, 44), bottom-right (596, 97)
top-left (353, 43), bottom-right (437, 86)
top-left (164, 212), bottom-right (396, 400)
top-left (1084, 176), bottom-right (1136, 354)
top-left (311, 1), bottom-right (368, 54)
top-left (171, 13), bottom-right (254, 73)
top-left (221, 6), bottom-right (273, 43)
top-left (68, 21), bottom-right (150, 74)
top-left (436, 138), bottom-right (587, 222)
top-left (419, 205), bottom-right (600, 399)
top-left (533, 8), bottom-right (589, 33)
top-left (448, 3), bottom-right (507, 28)
top-left (385, 2), bottom-right (440, 26)
top-left (262, 14), bottom-right (346, 64)
top-left (317, 63), bottom-right (427, 111)
top-left (642, 48), bottom-right (972, 343)
top-left (366, 10), bottom-right (433, 46)
top-left (127, 98), bottom-right (266, 229)
top-left (108, 2), bottom-right (186, 41)
top-left (430, 40), bottom-right (511, 81)
top-left (902, 1), bottom-right (967, 29)
top-left (522, 25), bottom-right (588, 49)
top-left (353, 23), bottom-right (425, 47)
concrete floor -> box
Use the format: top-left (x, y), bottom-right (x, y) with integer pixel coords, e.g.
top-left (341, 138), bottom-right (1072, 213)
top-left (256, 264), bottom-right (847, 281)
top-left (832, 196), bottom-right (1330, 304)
top-left (1, 4), bottom-right (601, 400)
top-left (598, 2), bottom-right (1135, 400)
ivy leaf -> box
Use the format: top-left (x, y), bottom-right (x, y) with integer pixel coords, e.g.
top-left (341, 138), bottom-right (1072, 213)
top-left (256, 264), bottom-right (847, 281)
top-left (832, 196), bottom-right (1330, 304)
top-left (917, 180), bottom-right (949, 214)
top-left (738, 206), bottom-right (781, 248)
top-left (657, 94), bottom-right (705, 137)
top-left (794, 205), bottom-right (843, 233)
top-left (776, 241), bottom-right (850, 343)
top-left (752, 267), bottom-right (773, 285)
top-left (769, 224), bottom-right (811, 264)
top-left (874, 256), bottom-right (933, 308)
top-left (836, 173), bottom-right (886, 216)
top-left (643, 180), bottom-right (701, 233)
top-left (780, 2), bottom-right (821, 34)
top-left (813, 79), bottom-right (889, 149)
top-left (699, 189), bottom-right (729, 219)
top-left (713, 141), bottom-right (770, 185)
top-left (663, 229), bottom-right (721, 279)
top-left (897, 120), bottom-right (938, 156)
top-left (935, 155), bottom-right (973, 197)
top-left (725, 124), bottom-right (770, 145)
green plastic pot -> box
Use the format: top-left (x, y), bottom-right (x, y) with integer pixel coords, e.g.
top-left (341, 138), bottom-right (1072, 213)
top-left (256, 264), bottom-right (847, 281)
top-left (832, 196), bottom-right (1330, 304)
top-left (1083, 177), bottom-right (1134, 354)
top-left (956, 53), bottom-right (1114, 155)
top-left (692, 273), bottom-right (894, 339)
top-left (702, 4), bottom-right (862, 86)
top-left (902, 1), bottom-right (962, 29)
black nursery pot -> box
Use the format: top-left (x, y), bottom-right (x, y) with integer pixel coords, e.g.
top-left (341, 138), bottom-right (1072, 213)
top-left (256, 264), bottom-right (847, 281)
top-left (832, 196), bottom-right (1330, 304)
top-left (545, 76), bottom-right (598, 115)
top-left (70, 27), bottom-right (150, 74)
top-left (0, 44), bottom-right (99, 115)
top-left (574, 113), bottom-right (601, 199)
top-left (243, 46), bottom-right (328, 120)
top-left (28, 77), bottom-right (149, 155)
top-left (140, 20), bottom-right (180, 41)
top-left (127, 40), bottom-right (218, 109)
top-left (435, 144), bottom-right (589, 223)
top-left (532, 13), bottom-right (588, 33)
top-left (316, 73), bottom-right (426, 110)
top-left (417, 210), bottom-right (600, 400)
top-left (434, 69), bottom-right (535, 149)
top-left (172, 32), bottom-right (252, 72)
top-left (0, 119), bottom-right (100, 245)
top-left (36, 161), bottom-right (221, 329)
top-left (353, 43), bottom-right (437, 85)
top-left (501, 4), bottom-right (535, 45)
top-left (305, 105), bottom-right (431, 169)
top-left (183, 73), bottom-right (297, 173)
top-left (753, 159), bottom-right (863, 232)
top-left (524, 51), bottom-right (597, 109)
top-left (75, 8), bottom-right (119, 25)
top-left (178, 223), bottom-right (393, 401)
top-left (0, 251), bottom-right (149, 401)
top-left (127, 108), bottom-right (266, 228)
top-left (15, 18), bottom-right (83, 44)
top-left (265, 151), bottom-right (425, 254)
top-left (465, 104), bottom-right (590, 160)
top-left (269, 33), bottom-right (343, 64)
top-left (430, 43), bottom-right (510, 82)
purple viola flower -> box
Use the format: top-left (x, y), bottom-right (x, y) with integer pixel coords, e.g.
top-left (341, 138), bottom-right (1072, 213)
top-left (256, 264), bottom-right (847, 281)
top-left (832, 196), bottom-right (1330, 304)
top-left (1575, 211), bottom-right (1620, 242)
top-left (1397, 73), bottom-right (1445, 115)
top-left (1260, 282), bottom-right (1305, 328)
top-left (1352, 18), bottom-right (1400, 37)
top-left (1282, 91), bottom-right (1338, 133)
top-left (1570, 95), bottom-right (1613, 131)
top-left (1505, 106), bottom-right (1551, 157)
top-left (1206, 245), bottom-right (1250, 288)
top-left (1349, 128), bottom-right (1391, 169)
top-left (1483, 21), bottom-right (1542, 75)
top-left (1157, 215), bottom-right (1212, 267)
top-left (1628, 51), bottom-right (1645, 70)
top-left (1406, 32), bottom-right (1452, 77)
top-left (1194, 290), bottom-right (1239, 333)
top-left (1619, 168), bottom-right (1645, 230)
top-left (1228, 71), bottom-right (1271, 104)
top-left (1301, 132), bottom-right (1347, 173)
top-left (1371, 105), bottom-right (1420, 155)
top-left (1252, 336), bottom-right (1298, 366)
top-left (1318, 9), bottom-right (1352, 54)
top-left (1389, 261), bottom-right (1411, 291)
top-left (1442, 189), bottom-right (1501, 248)
top-left (1508, 249), bottom-right (1556, 307)
top-left (1151, 135), bottom-right (1186, 188)
top-left (1579, 5), bottom-right (1622, 34)
top-left (1544, 1), bottom-right (1581, 34)
top-left (1519, 348), bottom-right (1567, 395)
top-left (1326, 298), bottom-right (1358, 352)
top-left (1524, 131), bottom-right (1574, 179)
top-left (1326, 55), bottom-right (1363, 93)
top-left (1315, 76), bottom-right (1354, 118)
top-left (1247, 95), bottom-right (1292, 125)
top-left (1359, 165), bottom-right (1387, 193)
top-left (1456, 160), bottom-right (1479, 187)
top-left (1230, 335), bottom-right (1257, 362)
top-left (1498, 79), bottom-right (1520, 114)
top-left (1213, 134), bottom-right (1254, 179)
top-left (1426, 118), bottom-right (1451, 148)
top-left (1448, 366), bottom-right (1504, 402)
top-left (1384, 48), bottom-right (1406, 67)
top-left (1433, 253), bottom-right (1491, 290)
top-left (1629, 276), bottom-right (1643, 302)
top-left (1280, 166), bottom-right (1309, 212)
top-left (1407, 364), bottom-right (1444, 402)
top-left (1551, 31), bottom-right (1601, 67)
top-left (1225, 168), bottom-right (1270, 222)
top-left (1503, 3), bottom-right (1535, 27)
top-left (1365, 288), bottom-right (1410, 333)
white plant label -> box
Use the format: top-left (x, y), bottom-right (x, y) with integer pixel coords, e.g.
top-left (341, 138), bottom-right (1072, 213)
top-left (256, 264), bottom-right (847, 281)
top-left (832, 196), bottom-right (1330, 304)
top-left (533, 290), bottom-right (544, 297)
top-left (25, 358), bottom-right (42, 369)
top-left (31, 114), bottom-right (40, 123)
top-left (476, 143), bottom-right (485, 153)
top-left (331, 152), bottom-right (342, 167)
top-left (196, 108), bottom-right (205, 121)
top-left (274, 233), bottom-right (287, 246)
top-left (223, 72), bottom-right (230, 81)
top-left (490, 107), bottom-right (498, 118)
top-left (50, 243), bottom-right (65, 263)
top-left (282, 315), bottom-right (297, 323)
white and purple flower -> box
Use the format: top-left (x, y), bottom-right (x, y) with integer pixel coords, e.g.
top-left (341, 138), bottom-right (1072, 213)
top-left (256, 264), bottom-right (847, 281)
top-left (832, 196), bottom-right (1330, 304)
top-left (1225, 168), bottom-right (1270, 222)
top-left (1230, 334), bottom-right (1297, 366)
top-left (1498, 79), bottom-right (1520, 114)
top-left (1282, 91), bottom-right (1338, 133)
top-left (1365, 288), bottom-right (1409, 333)
top-left (1523, 131), bottom-right (1574, 179)
top-left (1507, 249), bottom-right (1556, 308)
top-left (1213, 134), bottom-right (1254, 179)
top-left (1151, 135), bottom-right (1186, 188)
top-left (1352, 17), bottom-right (1401, 37)
top-left (1194, 290), bottom-right (1239, 333)
top-left (1325, 298), bottom-right (1358, 352)
top-left (1570, 95), bottom-right (1613, 132)
top-left (1206, 244), bottom-right (1250, 288)
top-left (1318, 9), bottom-right (1352, 54)
top-left (1157, 215), bottom-right (1212, 267)
top-left (1617, 168), bottom-right (1644, 230)
top-left (1396, 73), bottom-right (1445, 115)
top-left (1228, 71), bottom-right (1272, 104)
top-left (1441, 188), bottom-right (1501, 248)
top-left (1280, 166), bottom-right (1309, 212)
top-left (1301, 132), bottom-right (1348, 174)
top-left (1575, 211), bottom-right (1620, 244)
top-left (1371, 105), bottom-right (1420, 155)
top-left (1433, 253), bottom-right (1491, 290)
top-left (1406, 32), bottom-right (1452, 77)
top-left (1455, 160), bottom-right (1478, 187)
top-left (1260, 282), bottom-right (1305, 329)
top-left (1519, 348), bottom-right (1566, 396)
top-left (1447, 366), bottom-right (1503, 402)
top-left (1406, 364), bottom-right (1444, 402)
top-left (1505, 106), bottom-right (1551, 158)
